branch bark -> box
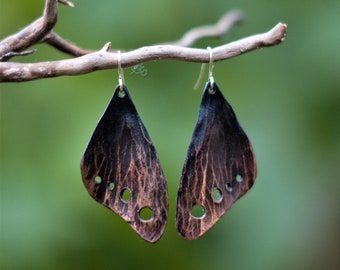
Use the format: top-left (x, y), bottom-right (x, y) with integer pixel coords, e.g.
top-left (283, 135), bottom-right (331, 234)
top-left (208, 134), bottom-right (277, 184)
top-left (0, 0), bottom-right (74, 61)
top-left (43, 31), bottom-right (92, 56)
top-left (168, 10), bottom-right (243, 47)
top-left (0, 1), bottom-right (287, 83)
top-left (39, 10), bottom-right (243, 57)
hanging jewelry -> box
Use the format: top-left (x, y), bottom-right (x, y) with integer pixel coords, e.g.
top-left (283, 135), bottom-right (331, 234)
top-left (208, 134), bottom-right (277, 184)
top-left (176, 47), bottom-right (257, 240)
top-left (81, 51), bottom-right (169, 243)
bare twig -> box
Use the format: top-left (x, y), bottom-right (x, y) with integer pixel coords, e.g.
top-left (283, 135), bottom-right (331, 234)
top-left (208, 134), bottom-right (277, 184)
top-left (58, 0), bottom-right (75, 8)
top-left (0, 0), bottom-right (286, 82)
top-left (0, 50), bottom-right (37, 62)
top-left (0, 0), bottom-right (74, 61)
top-left (0, 7), bottom-right (244, 60)
top-left (0, 23), bottom-right (287, 82)
top-left (43, 31), bottom-right (93, 56)
top-left (39, 10), bottom-right (242, 58)
top-left (0, 0), bottom-right (56, 60)
top-left (169, 10), bottom-right (243, 47)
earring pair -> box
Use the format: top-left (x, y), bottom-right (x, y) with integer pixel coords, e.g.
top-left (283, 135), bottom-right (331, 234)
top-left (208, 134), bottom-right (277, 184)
top-left (80, 49), bottom-right (257, 243)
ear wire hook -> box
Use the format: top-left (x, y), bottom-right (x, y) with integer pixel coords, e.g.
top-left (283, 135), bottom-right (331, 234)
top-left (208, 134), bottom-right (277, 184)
top-left (117, 50), bottom-right (125, 91)
top-left (207, 46), bottom-right (214, 88)
top-left (193, 46), bottom-right (215, 90)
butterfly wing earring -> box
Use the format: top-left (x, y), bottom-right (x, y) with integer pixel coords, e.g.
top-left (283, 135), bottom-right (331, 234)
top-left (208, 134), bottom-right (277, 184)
top-left (81, 52), bottom-right (168, 243)
top-left (176, 47), bottom-right (257, 240)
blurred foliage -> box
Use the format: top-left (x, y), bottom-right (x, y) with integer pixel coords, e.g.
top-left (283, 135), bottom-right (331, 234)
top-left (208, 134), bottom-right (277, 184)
top-left (1, 0), bottom-right (339, 269)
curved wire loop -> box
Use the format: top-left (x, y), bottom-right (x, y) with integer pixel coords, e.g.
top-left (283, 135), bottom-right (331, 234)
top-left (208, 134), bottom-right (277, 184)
top-left (207, 46), bottom-right (214, 87)
top-left (117, 50), bottom-right (125, 91)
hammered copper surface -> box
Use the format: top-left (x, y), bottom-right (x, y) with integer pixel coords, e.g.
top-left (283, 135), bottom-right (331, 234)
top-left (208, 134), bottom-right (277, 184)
top-left (81, 85), bottom-right (168, 243)
top-left (176, 82), bottom-right (257, 240)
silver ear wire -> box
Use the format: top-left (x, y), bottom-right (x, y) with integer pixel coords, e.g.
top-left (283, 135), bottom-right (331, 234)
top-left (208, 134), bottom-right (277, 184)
top-left (207, 46), bottom-right (214, 88)
top-left (117, 50), bottom-right (125, 91)
top-left (193, 47), bottom-right (215, 90)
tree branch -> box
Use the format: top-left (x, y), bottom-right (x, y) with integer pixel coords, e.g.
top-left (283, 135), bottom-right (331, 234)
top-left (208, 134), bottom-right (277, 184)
top-left (0, 0), bottom-right (74, 61)
top-left (38, 10), bottom-right (242, 58)
top-left (0, 49), bottom-right (37, 62)
top-left (0, 23), bottom-right (287, 82)
top-left (0, 0), bottom-right (286, 83)
top-left (43, 31), bottom-right (93, 56)
top-left (169, 10), bottom-right (243, 47)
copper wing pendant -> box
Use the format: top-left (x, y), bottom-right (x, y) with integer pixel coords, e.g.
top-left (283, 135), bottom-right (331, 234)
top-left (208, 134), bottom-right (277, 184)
top-left (176, 82), bottom-right (257, 240)
top-left (81, 85), bottom-right (168, 243)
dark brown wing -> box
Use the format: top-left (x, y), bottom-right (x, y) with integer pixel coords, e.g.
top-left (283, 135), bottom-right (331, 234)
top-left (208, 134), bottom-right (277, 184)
top-left (81, 85), bottom-right (168, 243)
top-left (176, 82), bottom-right (257, 240)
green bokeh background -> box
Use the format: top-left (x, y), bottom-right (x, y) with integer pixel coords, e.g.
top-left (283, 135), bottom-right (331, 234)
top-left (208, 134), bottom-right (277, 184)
top-left (1, 0), bottom-right (339, 269)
